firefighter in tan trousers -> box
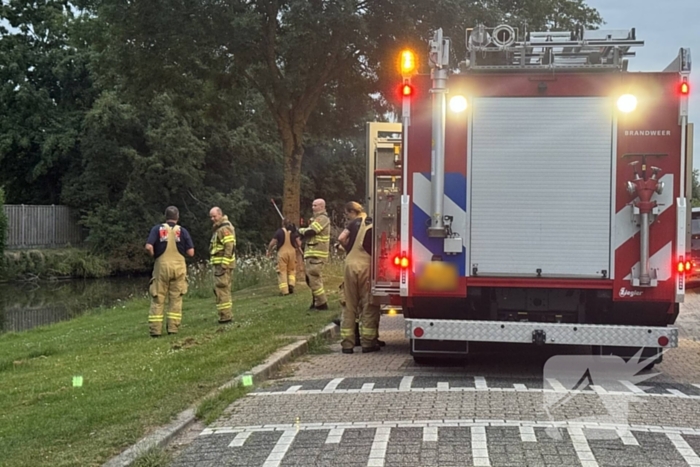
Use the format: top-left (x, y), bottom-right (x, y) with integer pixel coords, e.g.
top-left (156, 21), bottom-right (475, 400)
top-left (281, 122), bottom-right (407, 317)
top-left (298, 199), bottom-right (330, 310)
top-left (209, 207), bottom-right (236, 323)
top-left (145, 206), bottom-right (195, 337)
top-left (267, 218), bottom-right (301, 295)
top-left (338, 202), bottom-right (381, 353)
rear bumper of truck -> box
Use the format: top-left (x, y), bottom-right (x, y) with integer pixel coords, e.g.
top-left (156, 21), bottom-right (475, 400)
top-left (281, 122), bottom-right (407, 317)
top-left (405, 319), bottom-right (678, 348)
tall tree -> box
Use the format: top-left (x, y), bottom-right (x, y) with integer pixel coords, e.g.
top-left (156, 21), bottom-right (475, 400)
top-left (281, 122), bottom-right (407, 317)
top-left (77, 0), bottom-right (603, 225)
top-left (0, 0), bottom-right (96, 203)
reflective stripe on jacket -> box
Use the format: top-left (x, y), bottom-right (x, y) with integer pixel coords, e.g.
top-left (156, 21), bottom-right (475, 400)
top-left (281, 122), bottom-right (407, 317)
top-left (210, 216), bottom-right (236, 267)
top-left (300, 212), bottom-right (330, 259)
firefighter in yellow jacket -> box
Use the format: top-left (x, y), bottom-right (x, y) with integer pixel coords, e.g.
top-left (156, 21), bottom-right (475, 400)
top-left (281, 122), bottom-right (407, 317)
top-left (298, 198), bottom-right (330, 310)
top-left (145, 206), bottom-right (195, 337)
top-left (209, 207), bottom-right (236, 323)
top-left (267, 218), bottom-right (301, 295)
top-left (338, 202), bottom-right (381, 353)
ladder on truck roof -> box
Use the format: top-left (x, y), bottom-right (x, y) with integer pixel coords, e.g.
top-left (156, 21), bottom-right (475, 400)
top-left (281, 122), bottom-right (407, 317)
top-left (464, 24), bottom-right (643, 71)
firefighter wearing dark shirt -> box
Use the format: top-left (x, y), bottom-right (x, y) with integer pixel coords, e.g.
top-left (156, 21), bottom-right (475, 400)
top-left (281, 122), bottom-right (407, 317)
top-left (145, 206), bottom-right (194, 337)
top-left (267, 219), bottom-right (301, 295)
top-left (338, 202), bottom-right (381, 353)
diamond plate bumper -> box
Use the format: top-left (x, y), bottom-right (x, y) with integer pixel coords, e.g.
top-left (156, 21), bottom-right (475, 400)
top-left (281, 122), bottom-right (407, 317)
top-left (405, 319), bottom-right (678, 348)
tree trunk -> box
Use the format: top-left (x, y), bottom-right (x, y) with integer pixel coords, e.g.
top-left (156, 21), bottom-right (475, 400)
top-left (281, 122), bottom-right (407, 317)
top-left (280, 122), bottom-right (304, 227)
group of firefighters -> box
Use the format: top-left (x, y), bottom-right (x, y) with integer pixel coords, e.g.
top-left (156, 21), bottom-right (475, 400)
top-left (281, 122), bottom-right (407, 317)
top-left (144, 199), bottom-right (383, 353)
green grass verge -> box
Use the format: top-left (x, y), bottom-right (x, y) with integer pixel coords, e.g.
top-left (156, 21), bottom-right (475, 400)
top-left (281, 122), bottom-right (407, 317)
top-left (0, 271), bottom-right (341, 467)
top-left (132, 447), bottom-right (171, 467)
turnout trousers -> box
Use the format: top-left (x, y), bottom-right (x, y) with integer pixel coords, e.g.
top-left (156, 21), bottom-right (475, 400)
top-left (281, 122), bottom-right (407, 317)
top-left (341, 262), bottom-right (380, 350)
top-left (148, 228), bottom-right (187, 336)
top-left (305, 257), bottom-right (327, 307)
top-left (214, 266), bottom-right (233, 322)
top-left (276, 248), bottom-right (296, 295)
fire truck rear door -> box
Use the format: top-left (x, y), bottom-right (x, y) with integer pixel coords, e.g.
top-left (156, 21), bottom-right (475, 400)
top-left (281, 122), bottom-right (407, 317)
top-left (469, 97), bottom-right (613, 277)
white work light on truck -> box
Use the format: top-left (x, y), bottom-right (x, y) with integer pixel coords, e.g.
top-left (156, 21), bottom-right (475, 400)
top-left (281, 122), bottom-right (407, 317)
top-left (617, 94), bottom-right (638, 113)
top-left (449, 95), bottom-right (468, 112)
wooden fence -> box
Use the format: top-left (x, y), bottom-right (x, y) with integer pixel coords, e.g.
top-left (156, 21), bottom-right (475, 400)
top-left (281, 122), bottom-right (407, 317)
top-left (3, 205), bottom-right (83, 249)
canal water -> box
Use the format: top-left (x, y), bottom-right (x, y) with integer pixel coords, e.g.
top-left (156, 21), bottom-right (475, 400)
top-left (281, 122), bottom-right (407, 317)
top-left (0, 276), bottom-right (149, 333)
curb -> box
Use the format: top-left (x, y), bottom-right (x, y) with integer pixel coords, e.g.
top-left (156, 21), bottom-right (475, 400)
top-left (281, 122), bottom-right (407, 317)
top-left (103, 323), bottom-right (338, 467)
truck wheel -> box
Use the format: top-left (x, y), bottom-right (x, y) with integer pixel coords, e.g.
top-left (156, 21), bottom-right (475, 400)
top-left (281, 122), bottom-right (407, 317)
top-left (413, 356), bottom-right (433, 365)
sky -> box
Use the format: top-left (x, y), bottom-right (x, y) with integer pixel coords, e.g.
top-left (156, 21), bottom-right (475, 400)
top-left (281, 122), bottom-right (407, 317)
top-left (585, 0), bottom-right (699, 170)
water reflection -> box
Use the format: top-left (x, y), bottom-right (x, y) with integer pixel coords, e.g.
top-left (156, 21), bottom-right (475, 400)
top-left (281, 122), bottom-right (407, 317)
top-left (0, 276), bottom-right (149, 333)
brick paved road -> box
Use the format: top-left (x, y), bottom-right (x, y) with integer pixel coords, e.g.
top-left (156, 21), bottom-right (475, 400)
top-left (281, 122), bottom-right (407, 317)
top-left (169, 290), bottom-right (700, 467)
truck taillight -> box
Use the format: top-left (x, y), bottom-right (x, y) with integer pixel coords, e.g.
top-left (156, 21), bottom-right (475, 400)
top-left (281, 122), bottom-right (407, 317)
top-left (677, 257), bottom-right (692, 274)
top-left (393, 254), bottom-right (410, 269)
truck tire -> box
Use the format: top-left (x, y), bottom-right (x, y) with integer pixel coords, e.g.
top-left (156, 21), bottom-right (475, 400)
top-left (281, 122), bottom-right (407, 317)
top-left (412, 356), bottom-right (433, 365)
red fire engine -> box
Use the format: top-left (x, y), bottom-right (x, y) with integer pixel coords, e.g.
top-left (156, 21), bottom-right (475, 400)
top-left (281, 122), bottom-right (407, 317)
top-left (367, 24), bottom-right (693, 367)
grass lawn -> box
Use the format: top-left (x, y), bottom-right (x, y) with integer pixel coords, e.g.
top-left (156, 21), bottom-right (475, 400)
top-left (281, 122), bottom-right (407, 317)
top-left (0, 269), bottom-right (341, 467)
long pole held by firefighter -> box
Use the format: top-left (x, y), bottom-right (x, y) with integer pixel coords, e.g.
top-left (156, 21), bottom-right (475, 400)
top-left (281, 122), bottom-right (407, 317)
top-left (270, 198), bottom-right (284, 220)
top-left (271, 198), bottom-right (305, 259)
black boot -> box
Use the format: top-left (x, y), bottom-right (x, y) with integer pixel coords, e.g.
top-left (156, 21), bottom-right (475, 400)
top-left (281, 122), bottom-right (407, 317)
top-left (288, 285), bottom-right (294, 294)
top-left (316, 303), bottom-right (329, 310)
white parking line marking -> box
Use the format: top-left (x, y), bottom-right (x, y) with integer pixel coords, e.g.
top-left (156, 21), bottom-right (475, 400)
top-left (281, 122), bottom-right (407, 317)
top-left (519, 426), bottom-right (537, 443)
top-left (206, 420), bottom-right (700, 438)
top-left (667, 433), bottom-right (700, 466)
top-left (474, 377), bottom-right (488, 389)
top-left (285, 385), bottom-right (302, 393)
top-left (471, 426), bottom-right (490, 466)
top-left (547, 378), bottom-right (567, 392)
top-left (322, 378), bottom-right (344, 393)
top-left (262, 430), bottom-right (297, 467)
top-left (228, 431), bottom-right (252, 447)
top-left (620, 380), bottom-right (646, 394)
top-left (325, 428), bottom-right (344, 444)
top-left (399, 376), bottom-right (413, 391)
top-left (423, 426), bottom-right (438, 442)
top-left (568, 427), bottom-right (598, 467)
top-left (361, 383), bottom-right (375, 392)
top-left (251, 384), bottom-right (700, 401)
top-left (616, 428), bottom-right (639, 446)
top-left (368, 427), bottom-right (391, 467)
top-left (437, 382), bottom-right (449, 391)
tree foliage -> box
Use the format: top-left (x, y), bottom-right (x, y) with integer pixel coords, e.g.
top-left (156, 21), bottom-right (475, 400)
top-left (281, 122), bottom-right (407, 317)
top-left (0, 0), bottom-right (97, 204)
top-left (0, 0), bottom-right (604, 269)
top-left (88, 0), bottom-right (603, 225)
